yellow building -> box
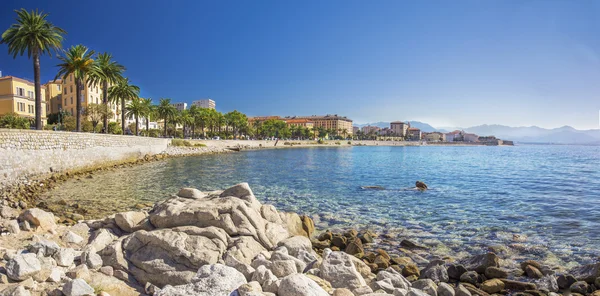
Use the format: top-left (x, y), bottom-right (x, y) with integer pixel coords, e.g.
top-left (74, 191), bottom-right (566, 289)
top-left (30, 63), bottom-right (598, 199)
top-left (284, 118), bottom-right (314, 129)
top-left (60, 73), bottom-right (119, 122)
top-left (0, 75), bottom-right (47, 123)
top-left (296, 114), bottom-right (353, 135)
top-left (44, 80), bottom-right (63, 115)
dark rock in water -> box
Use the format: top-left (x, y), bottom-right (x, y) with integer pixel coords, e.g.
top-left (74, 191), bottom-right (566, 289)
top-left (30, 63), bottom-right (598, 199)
top-left (318, 231), bottom-right (333, 242)
top-left (520, 260), bottom-right (543, 273)
top-left (557, 274), bottom-right (577, 289)
top-left (331, 235), bottom-right (347, 249)
top-left (403, 264), bottom-right (420, 277)
top-left (485, 266), bottom-right (509, 279)
top-left (358, 231), bottom-right (375, 244)
top-left (448, 264), bottom-right (468, 280)
top-left (500, 279), bottom-right (537, 291)
top-left (345, 237), bottom-right (364, 256)
top-left (570, 263), bottom-right (600, 284)
top-left (570, 281), bottom-right (591, 295)
top-left (361, 186), bottom-right (385, 190)
top-left (460, 271), bottom-right (481, 285)
top-left (344, 229), bottom-right (358, 238)
top-left (311, 239), bottom-right (330, 250)
top-left (461, 252), bottom-right (499, 274)
top-left (400, 239), bottom-right (428, 250)
top-left (416, 181), bottom-right (428, 190)
top-left (300, 215), bottom-right (315, 237)
top-left (420, 264), bottom-right (449, 283)
top-left (525, 265), bottom-right (544, 279)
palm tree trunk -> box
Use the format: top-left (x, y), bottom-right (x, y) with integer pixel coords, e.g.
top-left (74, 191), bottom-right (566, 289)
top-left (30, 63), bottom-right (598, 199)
top-left (121, 99), bottom-right (126, 135)
top-left (76, 79), bottom-right (82, 132)
top-left (135, 116), bottom-right (139, 136)
top-left (33, 53), bottom-right (42, 130)
top-left (163, 118), bottom-right (168, 137)
top-left (192, 123), bottom-right (195, 138)
top-left (146, 117), bottom-right (149, 134)
top-left (102, 81), bottom-right (108, 133)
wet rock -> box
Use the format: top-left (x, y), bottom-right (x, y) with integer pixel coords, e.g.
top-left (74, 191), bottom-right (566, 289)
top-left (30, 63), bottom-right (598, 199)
top-left (6, 253), bottom-right (41, 281)
top-left (301, 215), bottom-right (315, 238)
top-left (525, 265), bottom-right (544, 279)
top-left (156, 264), bottom-right (247, 296)
top-left (345, 237), bottom-right (364, 256)
top-left (534, 275), bottom-right (559, 292)
top-left (481, 279), bottom-right (505, 294)
top-left (331, 235), bottom-right (347, 249)
top-left (454, 284), bottom-right (472, 296)
top-left (320, 250), bottom-right (367, 291)
top-left (279, 274), bottom-right (329, 296)
top-left (570, 263), bottom-right (600, 284)
top-left (461, 253), bottom-right (499, 274)
top-left (557, 274), bottom-right (578, 289)
top-left (20, 208), bottom-right (56, 232)
top-left (484, 267), bottom-right (508, 279)
top-left (359, 231), bottom-right (375, 244)
top-left (462, 284), bottom-right (490, 296)
top-left (318, 231), bottom-right (333, 242)
top-left (500, 279), bottom-right (537, 291)
top-left (403, 264), bottom-right (420, 278)
top-left (416, 181), bottom-right (428, 190)
top-left (312, 239), bottom-right (331, 250)
top-left (62, 278), bottom-right (95, 296)
top-left (447, 264), bottom-right (468, 280)
top-left (400, 240), bottom-right (427, 250)
top-left (570, 281), bottom-right (591, 295)
top-left (460, 271), bottom-right (480, 285)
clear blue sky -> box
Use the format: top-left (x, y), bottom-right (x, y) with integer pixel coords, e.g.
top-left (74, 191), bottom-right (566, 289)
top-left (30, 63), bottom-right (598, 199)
top-left (1, 0), bottom-right (600, 129)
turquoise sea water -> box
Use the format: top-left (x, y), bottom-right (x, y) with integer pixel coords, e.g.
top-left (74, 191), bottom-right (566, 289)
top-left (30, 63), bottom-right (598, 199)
top-left (47, 145), bottom-right (600, 266)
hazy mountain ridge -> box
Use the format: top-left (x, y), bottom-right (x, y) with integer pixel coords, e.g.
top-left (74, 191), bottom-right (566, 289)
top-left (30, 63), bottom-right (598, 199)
top-left (354, 122), bottom-right (600, 144)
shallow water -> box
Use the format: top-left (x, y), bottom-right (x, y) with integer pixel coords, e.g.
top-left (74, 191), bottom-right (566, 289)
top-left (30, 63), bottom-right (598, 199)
top-left (45, 145), bottom-right (600, 266)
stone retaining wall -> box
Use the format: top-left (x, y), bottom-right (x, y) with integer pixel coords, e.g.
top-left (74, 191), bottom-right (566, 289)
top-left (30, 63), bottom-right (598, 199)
top-left (0, 129), bottom-right (169, 186)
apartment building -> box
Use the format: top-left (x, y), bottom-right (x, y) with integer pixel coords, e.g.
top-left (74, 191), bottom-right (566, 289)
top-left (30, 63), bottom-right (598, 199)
top-left (295, 114), bottom-right (353, 135)
top-left (0, 75), bottom-right (47, 123)
top-left (172, 102), bottom-right (187, 111)
top-left (353, 126), bottom-right (360, 134)
top-left (44, 80), bottom-right (62, 115)
top-left (407, 128), bottom-right (422, 140)
top-left (390, 121), bottom-right (410, 137)
top-left (423, 132), bottom-right (446, 142)
top-left (285, 118), bottom-right (314, 129)
top-left (192, 99), bottom-right (216, 109)
top-left (60, 73), bottom-right (118, 121)
top-left (361, 125), bottom-right (380, 134)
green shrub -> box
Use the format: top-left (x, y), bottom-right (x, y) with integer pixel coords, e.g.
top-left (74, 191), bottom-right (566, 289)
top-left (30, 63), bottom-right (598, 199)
top-left (194, 143), bottom-right (206, 147)
top-left (108, 122), bottom-right (122, 135)
top-left (172, 139), bottom-right (193, 147)
top-left (347, 141), bottom-right (352, 145)
top-left (0, 113), bottom-right (31, 129)
top-left (317, 139), bottom-right (324, 144)
top-left (335, 141), bottom-right (341, 145)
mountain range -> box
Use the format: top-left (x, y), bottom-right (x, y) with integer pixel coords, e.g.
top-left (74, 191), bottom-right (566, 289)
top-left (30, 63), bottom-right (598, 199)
top-left (354, 122), bottom-right (600, 144)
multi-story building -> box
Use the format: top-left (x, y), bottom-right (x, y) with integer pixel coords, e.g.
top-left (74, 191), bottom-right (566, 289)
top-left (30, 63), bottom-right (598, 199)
top-left (44, 80), bottom-right (62, 115)
top-left (463, 133), bottom-right (479, 142)
top-left (295, 114), bottom-right (353, 135)
top-left (192, 99), bottom-right (216, 109)
top-left (446, 130), bottom-right (463, 142)
top-left (248, 116), bottom-right (282, 126)
top-left (352, 126), bottom-right (360, 134)
top-left (390, 121), bottom-right (410, 137)
top-left (285, 118), bottom-right (314, 129)
top-left (407, 128), bottom-right (422, 140)
top-left (423, 132), bottom-right (446, 142)
top-left (0, 75), bottom-right (47, 123)
top-left (60, 73), bottom-right (119, 122)
top-left (378, 127), bottom-right (393, 136)
top-left (172, 102), bottom-right (187, 111)
top-left (361, 125), bottom-right (380, 134)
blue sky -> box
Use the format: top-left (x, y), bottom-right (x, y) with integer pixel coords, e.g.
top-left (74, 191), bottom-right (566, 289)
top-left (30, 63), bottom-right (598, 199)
top-left (1, 1), bottom-right (600, 129)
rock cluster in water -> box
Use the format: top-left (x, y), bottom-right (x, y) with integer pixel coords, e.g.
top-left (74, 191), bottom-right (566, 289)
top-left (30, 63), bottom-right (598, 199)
top-left (0, 183), bottom-right (599, 296)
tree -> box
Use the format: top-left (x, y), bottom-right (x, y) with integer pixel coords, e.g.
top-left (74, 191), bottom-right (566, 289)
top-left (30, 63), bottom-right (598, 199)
top-left (125, 98), bottom-right (145, 136)
top-left (55, 44), bottom-right (95, 132)
top-left (0, 113), bottom-right (31, 129)
top-left (108, 78), bottom-right (139, 134)
top-left (156, 98), bottom-right (177, 137)
top-left (224, 110), bottom-right (248, 139)
top-left (88, 53), bottom-right (125, 133)
top-left (188, 105), bottom-right (201, 138)
top-left (1, 9), bottom-right (66, 130)
top-left (140, 98), bottom-right (154, 133)
top-left (84, 103), bottom-right (112, 132)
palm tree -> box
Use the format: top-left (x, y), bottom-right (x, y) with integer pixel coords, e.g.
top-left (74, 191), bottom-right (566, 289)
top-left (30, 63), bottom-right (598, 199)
top-left (179, 109), bottom-right (193, 138)
top-left (189, 105), bottom-right (201, 138)
top-left (108, 78), bottom-right (139, 134)
top-left (156, 98), bottom-right (177, 137)
top-left (88, 53), bottom-right (125, 133)
top-left (140, 98), bottom-right (153, 133)
top-left (1, 9), bottom-right (66, 130)
top-left (125, 98), bottom-right (145, 136)
top-left (55, 45), bottom-right (95, 132)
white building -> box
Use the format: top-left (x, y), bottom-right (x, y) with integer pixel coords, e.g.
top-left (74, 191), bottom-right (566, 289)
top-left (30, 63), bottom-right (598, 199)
top-left (172, 102), bottom-right (188, 111)
top-left (192, 99), bottom-right (216, 109)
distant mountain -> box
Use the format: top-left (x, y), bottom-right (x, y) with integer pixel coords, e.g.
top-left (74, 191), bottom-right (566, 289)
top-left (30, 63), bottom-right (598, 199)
top-left (353, 121), bottom-right (600, 144)
top-left (353, 121), bottom-right (439, 132)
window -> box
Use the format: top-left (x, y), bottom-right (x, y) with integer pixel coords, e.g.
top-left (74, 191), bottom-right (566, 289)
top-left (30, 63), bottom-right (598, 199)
top-left (70, 108), bottom-right (73, 115)
top-left (70, 85), bottom-right (73, 93)
top-left (64, 99), bottom-right (67, 106)
top-left (70, 75), bottom-right (72, 82)
top-left (57, 85), bottom-right (61, 91)
top-left (63, 87), bottom-right (67, 94)
top-left (70, 97), bottom-right (73, 105)
top-left (27, 91), bottom-right (34, 98)
top-left (16, 87), bottom-right (25, 96)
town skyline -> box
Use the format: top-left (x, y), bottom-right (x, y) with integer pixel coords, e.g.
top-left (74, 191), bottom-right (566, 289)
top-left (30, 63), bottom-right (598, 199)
top-left (2, 1), bottom-right (600, 130)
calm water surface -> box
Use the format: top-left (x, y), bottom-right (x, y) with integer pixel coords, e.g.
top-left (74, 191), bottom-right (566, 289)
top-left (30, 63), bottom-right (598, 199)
top-left (46, 145), bottom-right (600, 266)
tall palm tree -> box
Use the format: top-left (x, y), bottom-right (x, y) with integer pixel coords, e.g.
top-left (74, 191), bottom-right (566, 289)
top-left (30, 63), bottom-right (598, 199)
top-left (140, 98), bottom-right (153, 133)
top-left (125, 98), bottom-right (145, 136)
top-left (55, 45), bottom-right (95, 132)
top-left (156, 98), bottom-right (177, 137)
top-left (179, 109), bottom-right (193, 138)
top-left (189, 105), bottom-right (201, 138)
top-left (1, 9), bottom-right (66, 130)
top-left (108, 78), bottom-right (139, 135)
top-left (88, 53), bottom-right (125, 133)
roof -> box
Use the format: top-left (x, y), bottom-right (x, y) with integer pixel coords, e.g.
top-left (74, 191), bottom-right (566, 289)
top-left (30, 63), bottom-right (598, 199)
top-left (286, 119), bottom-right (313, 124)
top-left (390, 121), bottom-right (406, 124)
top-left (0, 75), bottom-right (35, 86)
top-left (408, 128), bottom-right (421, 131)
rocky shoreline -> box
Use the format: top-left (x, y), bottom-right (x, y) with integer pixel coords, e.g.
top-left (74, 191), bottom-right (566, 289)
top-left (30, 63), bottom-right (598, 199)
top-left (0, 183), bottom-right (598, 296)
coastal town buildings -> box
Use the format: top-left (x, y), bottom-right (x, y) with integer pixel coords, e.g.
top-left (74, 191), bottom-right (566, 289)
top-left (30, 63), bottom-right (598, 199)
top-left (423, 132), bottom-right (446, 142)
top-left (60, 73), bottom-right (119, 122)
top-left (390, 121), bottom-right (410, 138)
top-left (172, 102), bottom-right (187, 111)
top-left (192, 99), bottom-right (216, 109)
top-left (285, 118), bottom-right (314, 129)
top-left (463, 133), bottom-right (479, 142)
top-left (407, 127), bottom-right (422, 140)
top-left (43, 80), bottom-right (62, 115)
top-left (291, 114), bottom-right (353, 135)
top-left (0, 75), bottom-right (47, 123)
top-left (352, 126), bottom-right (360, 134)
top-left (361, 125), bottom-right (380, 134)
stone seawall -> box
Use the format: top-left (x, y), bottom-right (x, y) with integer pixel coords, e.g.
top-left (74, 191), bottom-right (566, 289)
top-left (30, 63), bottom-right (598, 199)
top-left (0, 129), bottom-right (169, 187)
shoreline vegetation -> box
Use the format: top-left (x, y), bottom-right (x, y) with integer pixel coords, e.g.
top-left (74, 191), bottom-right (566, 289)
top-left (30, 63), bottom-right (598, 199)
top-left (0, 182), bottom-right (598, 296)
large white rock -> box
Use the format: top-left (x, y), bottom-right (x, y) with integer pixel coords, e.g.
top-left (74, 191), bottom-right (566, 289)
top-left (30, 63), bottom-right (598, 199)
top-left (377, 268), bottom-right (411, 290)
top-left (20, 208), bottom-right (56, 232)
top-left (6, 253), bottom-right (41, 281)
top-left (62, 231), bottom-right (84, 244)
top-left (156, 264), bottom-right (247, 296)
top-left (114, 211), bottom-right (151, 233)
top-left (28, 239), bottom-right (60, 257)
top-left (252, 265), bottom-right (280, 293)
top-left (277, 236), bottom-right (313, 257)
top-left (279, 274), bottom-right (329, 296)
top-left (54, 248), bottom-right (75, 267)
top-left (88, 229), bottom-right (118, 252)
top-left (62, 278), bottom-right (95, 296)
top-left (320, 250), bottom-right (367, 290)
